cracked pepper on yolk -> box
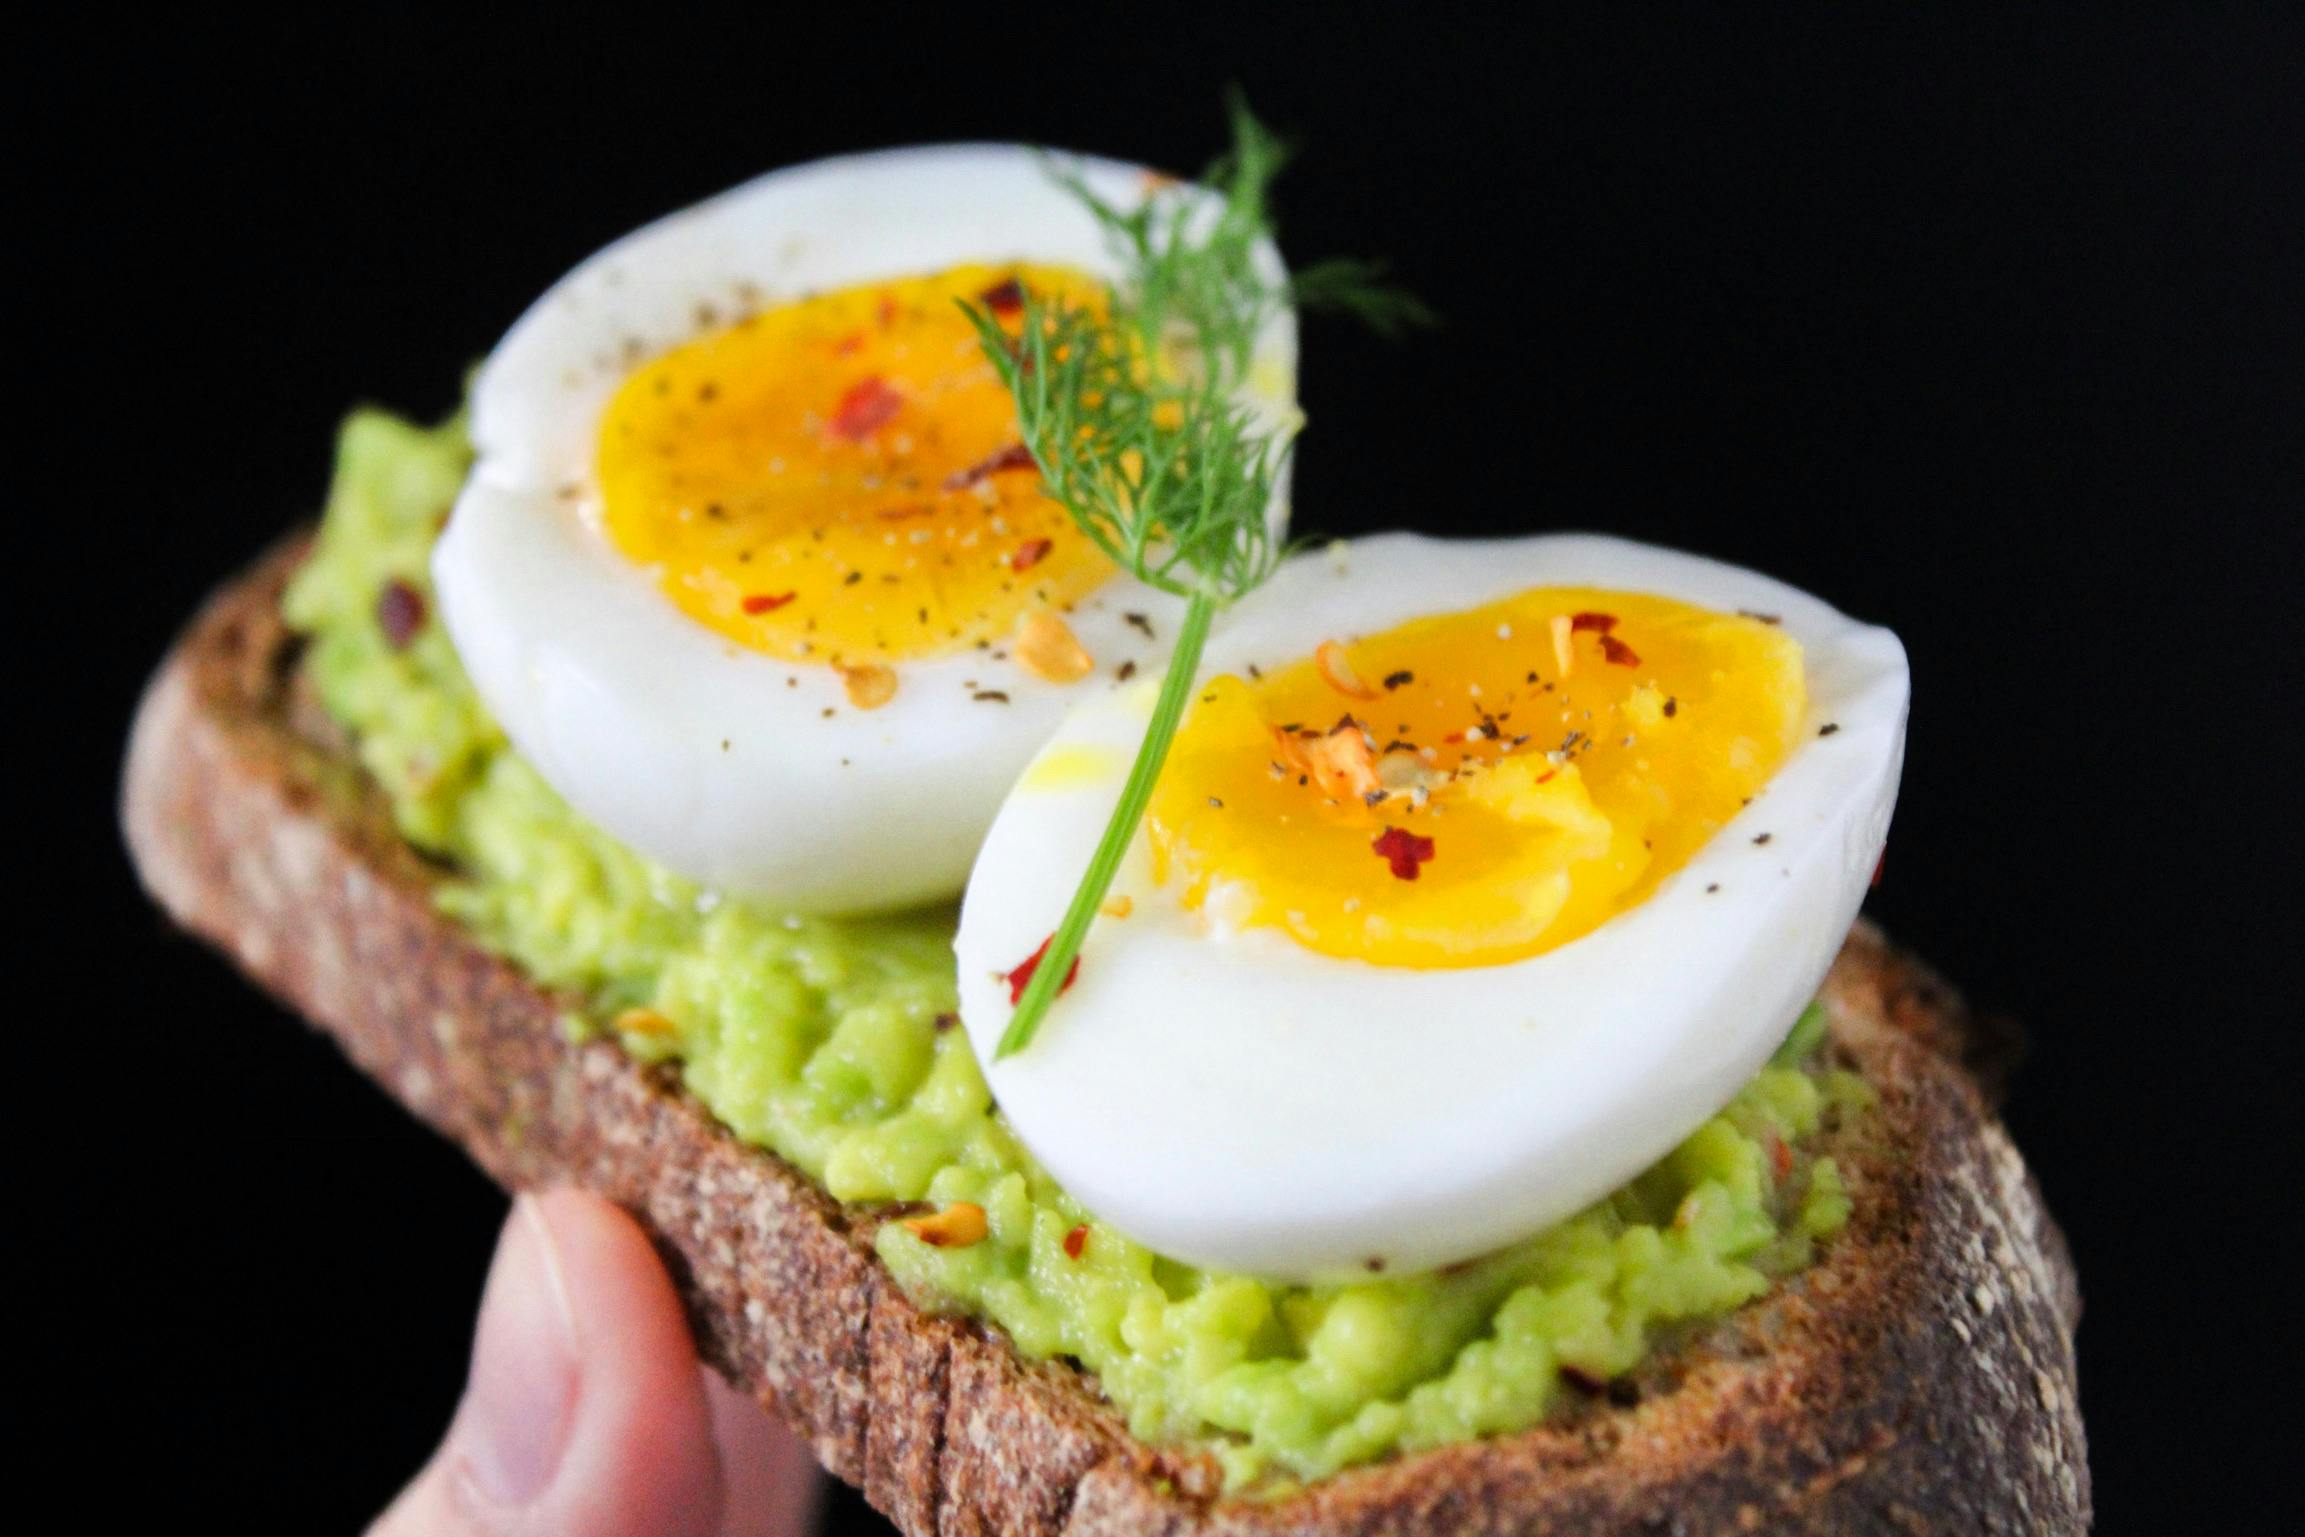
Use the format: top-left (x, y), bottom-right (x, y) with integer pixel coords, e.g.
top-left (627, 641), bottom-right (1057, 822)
top-left (596, 264), bottom-right (1112, 665)
top-left (1146, 589), bottom-right (1807, 968)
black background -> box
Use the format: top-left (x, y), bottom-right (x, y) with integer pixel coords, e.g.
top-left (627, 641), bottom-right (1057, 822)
top-left (21, 8), bottom-right (2303, 1533)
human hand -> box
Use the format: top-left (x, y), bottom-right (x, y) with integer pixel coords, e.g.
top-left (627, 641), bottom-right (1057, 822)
top-left (369, 1189), bottom-right (824, 1536)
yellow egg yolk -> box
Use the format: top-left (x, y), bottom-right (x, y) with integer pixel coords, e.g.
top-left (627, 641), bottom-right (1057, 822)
top-left (1144, 589), bottom-right (1807, 968)
top-left (597, 264), bottom-right (1111, 666)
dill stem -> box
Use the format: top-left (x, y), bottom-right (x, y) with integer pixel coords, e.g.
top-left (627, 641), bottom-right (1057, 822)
top-left (996, 591), bottom-right (1218, 1057)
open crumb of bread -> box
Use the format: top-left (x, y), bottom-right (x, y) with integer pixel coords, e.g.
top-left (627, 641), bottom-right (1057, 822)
top-left (124, 539), bottom-right (2090, 1535)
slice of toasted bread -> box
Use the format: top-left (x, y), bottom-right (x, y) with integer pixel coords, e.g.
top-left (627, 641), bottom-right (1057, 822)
top-left (123, 539), bottom-right (2089, 1535)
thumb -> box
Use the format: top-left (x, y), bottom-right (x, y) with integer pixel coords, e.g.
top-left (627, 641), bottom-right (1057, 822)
top-left (369, 1189), bottom-right (725, 1537)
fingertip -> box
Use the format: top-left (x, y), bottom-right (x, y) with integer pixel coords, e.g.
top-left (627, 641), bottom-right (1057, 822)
top-left (520, 1189), bottom-right (723, 1537)
top-left (372, 1190), bottom-right (826, 1537)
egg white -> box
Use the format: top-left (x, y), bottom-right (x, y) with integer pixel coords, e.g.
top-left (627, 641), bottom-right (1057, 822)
top-left (435, 146), bottom-right (1297, 912)
top-left (957, 533), bottom-right (1908, 1281)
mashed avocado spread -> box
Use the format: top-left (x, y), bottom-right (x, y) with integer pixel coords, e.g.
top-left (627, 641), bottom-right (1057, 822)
top-left (285, 404), bottom-right (1868, 1489)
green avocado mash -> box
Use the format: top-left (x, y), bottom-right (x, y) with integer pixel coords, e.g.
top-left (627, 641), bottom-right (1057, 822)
top-left (285, 403), bottom-right (1869, 1489)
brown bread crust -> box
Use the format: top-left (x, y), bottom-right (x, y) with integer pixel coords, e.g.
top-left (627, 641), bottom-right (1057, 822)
top-left (122, 541), bottom-right (2090, 1535)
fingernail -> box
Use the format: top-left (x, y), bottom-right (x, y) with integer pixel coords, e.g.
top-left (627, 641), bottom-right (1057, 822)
top-left (453, 1194), bottom-right (580, 1509)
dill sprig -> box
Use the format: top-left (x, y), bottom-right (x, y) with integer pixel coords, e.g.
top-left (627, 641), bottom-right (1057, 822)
top-left (966, 291), bottom-right (1287, 609)
top-left (965, 96), bottom-right (1422, 1058)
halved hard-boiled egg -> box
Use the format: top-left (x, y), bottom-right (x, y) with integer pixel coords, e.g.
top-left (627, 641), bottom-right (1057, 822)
top-left (957, 533), bottom-right (1907, 1279)
top-left (435, 148), bottom-right (1296, 912)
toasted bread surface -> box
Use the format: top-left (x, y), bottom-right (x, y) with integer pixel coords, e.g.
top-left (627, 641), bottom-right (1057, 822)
top-left (124, 540), bottom-right (2089, 1534)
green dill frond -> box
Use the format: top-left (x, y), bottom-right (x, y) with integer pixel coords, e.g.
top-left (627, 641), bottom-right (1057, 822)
top-left (1039, 90), bottom-right (1297, 386)
top-left (967, 94), bottom-right (1423, 1057)
top-left (961, 294), bottom-right (1284, 605)
top-left (1290, 255), bottom-right (1438, 337)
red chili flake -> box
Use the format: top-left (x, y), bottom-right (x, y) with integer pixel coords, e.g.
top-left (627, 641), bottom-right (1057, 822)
top-left (943, 442), bottom-right (1037, 491)
top-left (1010, 537), bottom-right (1054, 573)
top-left (828, 376), bottom-right (904, 440)
top-left (1062, 1224), bottom-right (1089, 1260)
top-left (1569, 611), bottom-right (1619, 635)
top-left (377, 579), bottom-right (426, 650)
top-left (833, 330), bottom-right (866, 357)
top-left (1769, 1135), bottom-right (1794, 1181)
top-left (1598, 634), bottom-right (1642, 667)
top-left (876, 294), bottom-right (900, 329)
top-left (979, 276), bottom-right (1027, 315)
top-left (1371, 825), bottom-right (1436, 880)
top-left (741, 592), bottom-right (797, 614)
top-left (1005, 934), bottom-right (1080, 1006)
